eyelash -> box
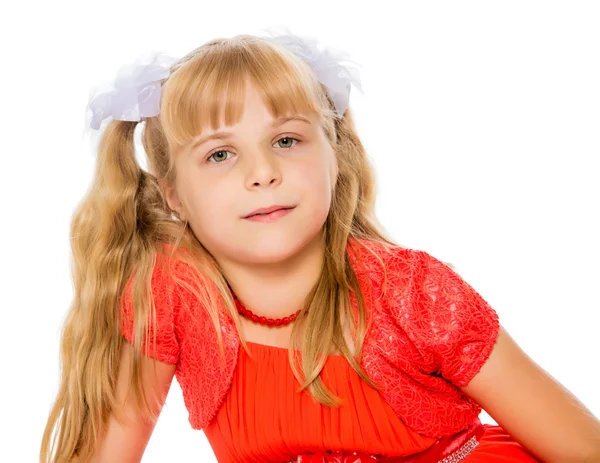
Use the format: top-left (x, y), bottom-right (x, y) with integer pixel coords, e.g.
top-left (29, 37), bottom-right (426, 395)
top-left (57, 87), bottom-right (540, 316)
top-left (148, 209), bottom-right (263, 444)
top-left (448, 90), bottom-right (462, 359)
top-left (206, 136), bottom-right (301, 164)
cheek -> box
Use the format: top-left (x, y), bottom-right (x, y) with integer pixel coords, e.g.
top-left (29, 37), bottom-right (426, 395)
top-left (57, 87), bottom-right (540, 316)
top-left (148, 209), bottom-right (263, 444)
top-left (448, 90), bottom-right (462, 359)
top-left (298, 150), bottom-right (334, 182)
top-left (294, 161), bottom-right (334, 217)
top-left (301, 156), bottom-right (335, 197)
top-left (182, 181), bottom-right (237, 235)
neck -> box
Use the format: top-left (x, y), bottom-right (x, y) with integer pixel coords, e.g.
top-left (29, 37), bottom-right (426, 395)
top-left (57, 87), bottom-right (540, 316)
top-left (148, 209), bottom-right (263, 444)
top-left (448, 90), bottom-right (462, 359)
top-left (217, 231), bottom-right (326, 321)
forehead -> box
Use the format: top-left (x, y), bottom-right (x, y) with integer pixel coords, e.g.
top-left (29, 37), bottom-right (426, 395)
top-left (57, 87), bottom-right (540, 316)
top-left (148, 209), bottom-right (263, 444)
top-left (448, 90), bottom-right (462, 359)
top-left (160, 48), bottom-right (329, 153)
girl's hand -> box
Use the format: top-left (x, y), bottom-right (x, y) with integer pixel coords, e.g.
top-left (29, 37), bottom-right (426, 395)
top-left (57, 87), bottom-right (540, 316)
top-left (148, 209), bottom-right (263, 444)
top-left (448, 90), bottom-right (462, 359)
top-left (460, 325), bottom-right (600, 463)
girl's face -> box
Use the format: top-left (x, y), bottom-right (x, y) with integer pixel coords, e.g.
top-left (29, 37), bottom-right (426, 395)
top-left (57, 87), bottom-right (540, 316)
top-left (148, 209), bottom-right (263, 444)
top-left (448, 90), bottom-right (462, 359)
top-left (166, 81), bottom-right (338, 266)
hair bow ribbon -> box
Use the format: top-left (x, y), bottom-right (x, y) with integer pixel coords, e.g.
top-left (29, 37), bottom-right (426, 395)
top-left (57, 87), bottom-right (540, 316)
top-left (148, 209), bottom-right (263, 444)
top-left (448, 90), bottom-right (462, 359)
top-left (86, 52), bottom-right (177, 130)
top-left (262, 25), bottom-right (363, 118)
top-left (85, 28), bottom-right (362, 130)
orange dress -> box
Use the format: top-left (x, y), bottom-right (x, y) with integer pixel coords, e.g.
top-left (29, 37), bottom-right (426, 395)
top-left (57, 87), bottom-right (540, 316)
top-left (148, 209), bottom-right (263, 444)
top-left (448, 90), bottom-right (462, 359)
top-left (203, 341), bottom-right (540, 463)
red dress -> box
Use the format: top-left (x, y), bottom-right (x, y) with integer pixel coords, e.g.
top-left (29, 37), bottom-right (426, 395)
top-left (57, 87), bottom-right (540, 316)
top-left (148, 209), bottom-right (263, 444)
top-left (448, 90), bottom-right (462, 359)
top-left (203, 340), bottom-right (540, 462)
top-left (119, 239), bottom-right (544, 461)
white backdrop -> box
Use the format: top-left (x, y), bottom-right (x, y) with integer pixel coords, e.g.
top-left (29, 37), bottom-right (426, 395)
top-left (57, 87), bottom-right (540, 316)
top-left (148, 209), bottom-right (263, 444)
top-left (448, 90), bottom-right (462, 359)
top-left (2, 1), bottom-right (599, 462)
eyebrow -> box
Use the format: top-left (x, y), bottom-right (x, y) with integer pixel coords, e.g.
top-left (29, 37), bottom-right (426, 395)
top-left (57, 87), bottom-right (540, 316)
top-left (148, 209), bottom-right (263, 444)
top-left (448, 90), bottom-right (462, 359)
top-left (189, 115), bottom-right (312, 151)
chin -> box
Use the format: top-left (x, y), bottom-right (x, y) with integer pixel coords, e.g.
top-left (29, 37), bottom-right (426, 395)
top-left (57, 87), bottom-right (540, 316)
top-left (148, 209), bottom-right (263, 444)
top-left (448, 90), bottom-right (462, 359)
top-left (239, 227), bottom-right (324, 264)
top-left (245, 235), bottom-right (307, 262)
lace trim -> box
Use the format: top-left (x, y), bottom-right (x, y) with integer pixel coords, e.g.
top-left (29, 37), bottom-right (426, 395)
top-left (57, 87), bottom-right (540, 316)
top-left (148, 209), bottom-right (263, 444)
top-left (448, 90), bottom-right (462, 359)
top-left (289, 431), bottom-right (480, 462)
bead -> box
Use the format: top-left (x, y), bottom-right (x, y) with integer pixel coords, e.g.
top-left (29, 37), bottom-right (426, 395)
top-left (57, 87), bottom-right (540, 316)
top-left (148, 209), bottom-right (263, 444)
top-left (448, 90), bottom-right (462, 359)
top-left (233, 294), bottom-right (301, 327)
top-left (438, 435), bottom-right (479, 462)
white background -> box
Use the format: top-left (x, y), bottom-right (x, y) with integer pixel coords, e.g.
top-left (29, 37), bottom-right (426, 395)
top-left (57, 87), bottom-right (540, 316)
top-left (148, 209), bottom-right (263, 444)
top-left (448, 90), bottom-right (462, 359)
top-left (1, 1), bottom-right (599, 462)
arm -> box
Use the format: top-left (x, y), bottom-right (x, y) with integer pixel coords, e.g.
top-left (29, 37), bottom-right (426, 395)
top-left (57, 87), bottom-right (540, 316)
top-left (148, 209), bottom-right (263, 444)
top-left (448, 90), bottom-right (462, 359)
top-left (461, 325), bottom-right (600, 463)
top-left (90, 341), bottom-right (176, 463)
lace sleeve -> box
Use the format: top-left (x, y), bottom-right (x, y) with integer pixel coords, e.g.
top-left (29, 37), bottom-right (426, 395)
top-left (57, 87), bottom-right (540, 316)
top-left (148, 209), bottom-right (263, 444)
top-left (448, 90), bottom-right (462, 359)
top-left (119, 254), bottom-right (181, 365)
top-left (410, 250), bottom-right (500, 387)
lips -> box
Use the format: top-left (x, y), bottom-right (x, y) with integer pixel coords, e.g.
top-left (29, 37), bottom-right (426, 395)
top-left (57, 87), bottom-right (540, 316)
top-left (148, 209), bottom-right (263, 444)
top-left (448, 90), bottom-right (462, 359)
top-left (244, 205), bottom-right (295, 218)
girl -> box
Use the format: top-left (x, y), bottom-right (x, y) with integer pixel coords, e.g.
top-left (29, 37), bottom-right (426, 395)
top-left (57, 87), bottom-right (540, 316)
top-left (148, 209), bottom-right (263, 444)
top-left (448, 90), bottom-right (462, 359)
top-left (41, 29), bottom-right (600, 463)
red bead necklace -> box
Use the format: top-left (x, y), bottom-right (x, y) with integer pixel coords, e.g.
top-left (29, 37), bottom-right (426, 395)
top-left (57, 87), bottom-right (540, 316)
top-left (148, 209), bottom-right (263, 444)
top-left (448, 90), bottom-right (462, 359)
top-left (233, 295), bottom-right (301, 327)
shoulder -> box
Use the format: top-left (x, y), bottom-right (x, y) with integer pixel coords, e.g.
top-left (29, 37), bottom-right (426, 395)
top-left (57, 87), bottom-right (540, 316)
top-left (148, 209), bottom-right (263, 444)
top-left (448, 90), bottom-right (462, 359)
top-left (371, 241), bottom-right (499, 327)
top-left (120, 246), bottom-right (206, 324)
top-left (351, 239), bottom-right (474, 300)
top-left (347, 237), bottom-right (428, 291)
top-left (355, 238), bottom-right (500, 343)
top-left (151, 245), bottom-right (208, 298)
top-left (376, 243), bottom-right (501, 386)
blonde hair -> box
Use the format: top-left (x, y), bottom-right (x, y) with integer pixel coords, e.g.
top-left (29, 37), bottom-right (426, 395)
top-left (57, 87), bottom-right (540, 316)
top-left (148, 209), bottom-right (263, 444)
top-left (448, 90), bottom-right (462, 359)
top-left (41, 33), bottom-right (400, 462)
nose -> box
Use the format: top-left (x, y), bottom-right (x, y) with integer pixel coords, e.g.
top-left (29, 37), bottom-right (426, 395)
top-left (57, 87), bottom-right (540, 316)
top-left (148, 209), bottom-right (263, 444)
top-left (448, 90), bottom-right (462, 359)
top-left (244, 149), bottom-right (282, 189)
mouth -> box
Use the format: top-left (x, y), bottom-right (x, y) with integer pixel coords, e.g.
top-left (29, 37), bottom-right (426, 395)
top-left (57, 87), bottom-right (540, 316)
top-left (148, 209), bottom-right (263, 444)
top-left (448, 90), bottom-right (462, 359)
top-left (243, 205), bottom-right (296, 222)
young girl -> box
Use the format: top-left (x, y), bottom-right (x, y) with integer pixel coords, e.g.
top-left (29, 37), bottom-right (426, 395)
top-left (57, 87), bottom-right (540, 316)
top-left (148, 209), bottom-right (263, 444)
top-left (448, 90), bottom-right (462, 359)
top-left (41, 28), bottom-right (600, 463)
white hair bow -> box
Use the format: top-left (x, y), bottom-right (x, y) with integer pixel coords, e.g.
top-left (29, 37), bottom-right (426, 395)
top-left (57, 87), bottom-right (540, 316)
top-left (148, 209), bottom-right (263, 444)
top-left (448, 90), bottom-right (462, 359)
top-left (86, 28), bottom-right (363, 130)
top-left (262, 25), bottom-right (363, 118)
top-left (86, 52), bottom-right (177, 130)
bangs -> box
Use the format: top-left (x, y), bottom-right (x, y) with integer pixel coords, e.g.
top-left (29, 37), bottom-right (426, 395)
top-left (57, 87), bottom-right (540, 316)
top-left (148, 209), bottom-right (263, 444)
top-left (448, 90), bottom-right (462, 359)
top-left (159, 35), bottom-right (332, 150)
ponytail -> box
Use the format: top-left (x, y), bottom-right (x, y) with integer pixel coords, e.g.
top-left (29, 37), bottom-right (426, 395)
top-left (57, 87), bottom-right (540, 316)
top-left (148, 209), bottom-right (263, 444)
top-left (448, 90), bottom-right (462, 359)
top-left (40, 119), bottom-right (159, 462)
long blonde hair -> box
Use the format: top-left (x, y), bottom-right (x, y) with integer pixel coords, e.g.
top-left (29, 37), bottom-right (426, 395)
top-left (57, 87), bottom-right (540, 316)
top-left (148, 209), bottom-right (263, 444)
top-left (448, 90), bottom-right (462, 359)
top-left (41, 33), bottom-right (399, 462)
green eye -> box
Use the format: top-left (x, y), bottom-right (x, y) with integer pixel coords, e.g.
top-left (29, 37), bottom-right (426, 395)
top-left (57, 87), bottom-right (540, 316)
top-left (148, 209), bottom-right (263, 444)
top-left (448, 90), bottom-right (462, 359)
top-left (206, 137), bottom-right (300, 163)
top-left (275, 137), bottom-right (299, 149)
top-left (207, 150), bottom-right (233, 163)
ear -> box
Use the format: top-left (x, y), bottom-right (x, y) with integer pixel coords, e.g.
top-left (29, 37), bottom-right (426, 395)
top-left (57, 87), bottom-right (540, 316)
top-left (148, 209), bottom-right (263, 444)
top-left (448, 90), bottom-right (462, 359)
top-left (164, 184), bottom-right (187, 222)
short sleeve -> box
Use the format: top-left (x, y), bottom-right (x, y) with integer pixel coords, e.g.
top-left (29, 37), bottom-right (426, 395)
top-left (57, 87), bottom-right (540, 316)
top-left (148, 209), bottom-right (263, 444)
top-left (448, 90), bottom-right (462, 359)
top-left (119, 254), bottom-right (181, 365)
top-left (410, 249), bottom-right (500, 387)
